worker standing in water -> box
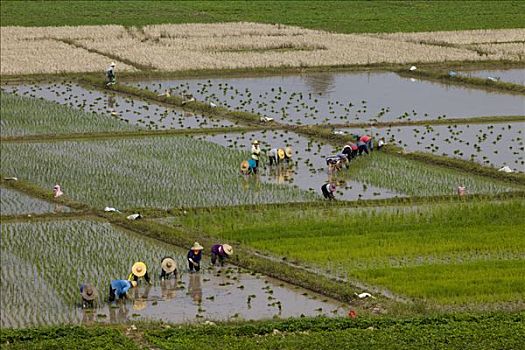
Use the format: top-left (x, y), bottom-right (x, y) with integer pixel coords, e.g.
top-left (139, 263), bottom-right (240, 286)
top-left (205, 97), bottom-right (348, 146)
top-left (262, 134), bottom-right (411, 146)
top-left (321, 183), bottom-right (336, 200)
top-left (105, 62), bottom-right (116, 86)
top-left (160, 257), bottom-right (177, 280)
top-left (79, 283), bottom-right (98, 308)
top-left (268, 147), bottom-right (293, 166)
top-left (128, 261), bottom-right (152, 285)
top-left (240, 159), bottom-right (258, 175)
top-left (187, 242), bottom-right (204, 272)
top-left (109, 279), bottom-right (137, 302)
top-left (251, 140), bottom-right (261, 168)
top-left (211, 244), bottom-right (233, 266)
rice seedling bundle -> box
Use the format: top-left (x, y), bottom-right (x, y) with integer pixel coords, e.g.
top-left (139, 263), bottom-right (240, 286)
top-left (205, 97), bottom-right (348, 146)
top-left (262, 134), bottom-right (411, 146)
top-left (2, 24), bottom-right (522, 75)
top-left (0, 187), bottom-right (67, 215)
top-left (0, 136), bottom-right (315, 209)
top-left (0, 219), bottom-right (187, 328)
top-left (0, 91), bottom-right (138, 137)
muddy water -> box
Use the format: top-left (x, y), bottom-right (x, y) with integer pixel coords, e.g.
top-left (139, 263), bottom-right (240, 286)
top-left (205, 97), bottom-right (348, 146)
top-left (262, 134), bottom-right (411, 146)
top-left (193, 129), bottom-right (403, 200)
top-left (459, 69), bottom-right (525, 85)
top-left (1, 82), bottom-right (236, 130)
top-left (0, 187), bottom-right (70, 215)
top-left (125, 72), bottom-right (525, 125)
top-left (88, 267), bottom-right (347, 325)
top-left (340, 122), bottom-right (525, 171)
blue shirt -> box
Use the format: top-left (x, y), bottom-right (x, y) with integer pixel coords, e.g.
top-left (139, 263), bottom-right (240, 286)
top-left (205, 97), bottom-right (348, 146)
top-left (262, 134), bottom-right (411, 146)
top-left (110, 280), bottom-right (131, 297)
top-left (188, 250), bottom-right (202, 263)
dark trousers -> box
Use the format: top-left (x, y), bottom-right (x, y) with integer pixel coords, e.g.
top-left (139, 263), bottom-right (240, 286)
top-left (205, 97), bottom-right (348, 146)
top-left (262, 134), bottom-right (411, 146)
top-left (130, 271), bottom-right (151, 284)
top-left (188, 259), bottom-right (201, 272)
top-left (160, 270), bottom-right (176, 280)
top-left (269, 156), bottom-right (278, 166)
top-left (211, 253), bottom-right (226, 266)
top-left (109, 284), bottom-right (116, 302)
top-left (321, 185), bottom-right (335, 200)
top-left (358, 145), bottom-right (369, 155)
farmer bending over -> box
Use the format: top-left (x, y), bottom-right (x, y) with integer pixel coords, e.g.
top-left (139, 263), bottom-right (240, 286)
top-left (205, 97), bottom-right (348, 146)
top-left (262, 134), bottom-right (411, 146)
top-left (342, 143), bottom-right (358, 160)
top-left (321, 183), bottom-right (336, 200)
top-left (211, 244), bottom-right (233, 266)
top-left (160, 257), bottom-right (177, 280)
top-left (359, 135), bottom-right (373, 151)
top-left (240, 159), bottom-right (258, 175)
top-left (187, 242), bottom-right (204, 272)
top-left (105, 62), bottom-right (116, 85)
top-left (109, 279), bottom-right (137, 302)
top-left (128, 261), bottom-right (152, 285)
top-left (79, 283), bottom-right (98, 308)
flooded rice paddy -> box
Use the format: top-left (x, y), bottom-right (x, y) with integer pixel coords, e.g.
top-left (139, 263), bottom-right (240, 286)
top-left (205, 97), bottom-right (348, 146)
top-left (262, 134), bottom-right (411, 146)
top-left (126, 71), bottom-right (525, 125)
top-left (0, 187), bottom-right (70, 215)
top-left (1, 82), bottom-right (236, 130)
top-left (458, 69), bottom-right (525, 85)
top-left (0, 219), bottom-right (346, 328)
top-left (193, 129), bottom-right (402, 200)
top-left (341, 122), bottom-right (525, 171)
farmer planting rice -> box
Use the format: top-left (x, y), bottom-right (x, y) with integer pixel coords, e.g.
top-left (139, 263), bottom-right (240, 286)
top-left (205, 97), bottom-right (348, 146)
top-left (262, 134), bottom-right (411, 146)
top-left (240, 159), bottom-right (258, 175)
top-left (105, 62), bottom-right (116, 86)
top-left (79, 283), bottom-right (97, 308)
top-left (128, 261), bottom-right (152, 285)
top-left (211, 244), bottom-right (233, 266)
top-left (356, 139), bottom-right (369, 155)
top-left (321, 183), bottom-right (336, 200)
top-left (109, 279), bottom-right (137, 302)
top-left (187, 242), bottom-right (203, 272)
top-left (268, 146), bottom-right (293, 166)
top-left (342, 142), bottom-right (358, 160)
top-left (160, 256), bottom-right (177, 280)
top-left (251, 139), bottom-right (261, 168)
top-left (359, 134), bottom-right (373, 151)
top-left (326, 154), bottom-right (348, 172)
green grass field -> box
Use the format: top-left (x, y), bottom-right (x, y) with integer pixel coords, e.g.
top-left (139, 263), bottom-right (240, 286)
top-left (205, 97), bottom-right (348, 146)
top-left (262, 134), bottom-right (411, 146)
top-left (176, 200), bottom-right (525, 306)
top-left (2, 1), bottom-right (524, 32)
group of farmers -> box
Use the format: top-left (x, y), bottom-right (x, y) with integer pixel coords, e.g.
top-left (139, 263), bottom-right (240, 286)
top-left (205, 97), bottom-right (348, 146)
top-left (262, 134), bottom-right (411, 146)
top-left (239, 134), bottom-right (384, 200)
top-left (79, 242), bottom-right (233, 307)
top-left (240, 139), bottom-right (293, 175)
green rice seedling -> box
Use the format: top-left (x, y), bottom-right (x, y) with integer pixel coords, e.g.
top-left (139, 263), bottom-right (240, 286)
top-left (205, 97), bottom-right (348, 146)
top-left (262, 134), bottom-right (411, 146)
top-left (174, 200), bottom-right (525, 306)
top-left (0, 187), bottom-right (69, 215)
top-left (0, 136), bottom-right (316, 209)
top-left (0, 91), bottom-right (137, 137)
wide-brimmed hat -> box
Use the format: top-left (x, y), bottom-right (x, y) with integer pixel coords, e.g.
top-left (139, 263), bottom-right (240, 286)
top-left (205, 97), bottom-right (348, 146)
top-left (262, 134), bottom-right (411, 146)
top-left (131, 262), bottom-right (147, 277)
top-left (110, 62), bottom-right (116, 67)
top-left (81, 284), bottom-right (97, 301)
top-left (222, 244), bottom-right (233, 256)
top-left (133, 300), bottom-right (147, 311)
top-left (161, 257), bottom-right (177, 273)
top-left (285, 147), bottom-right (293, 158)
top-left (277, 148), bottom-right (285, 160)
top-left (251, 140), bottom-right (259, 145)
top-left (240, 160), bottom-right (249, 172)
top-left (191, 242), bottom-right (204, 251)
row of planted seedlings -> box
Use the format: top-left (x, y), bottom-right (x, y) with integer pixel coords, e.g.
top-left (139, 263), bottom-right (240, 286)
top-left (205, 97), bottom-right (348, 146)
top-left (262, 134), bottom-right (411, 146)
top-left (122, 70), bottom-right (524, 125)
top-left (0, 218), bottom-right (349, 329)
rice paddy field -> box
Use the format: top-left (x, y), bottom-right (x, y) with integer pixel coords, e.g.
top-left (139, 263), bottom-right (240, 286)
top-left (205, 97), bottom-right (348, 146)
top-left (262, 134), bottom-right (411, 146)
top-left (0, 187), bottom-right (69, 215)
top-left (126, 72), bottom-right (525, 125)
top-left (0, 219), bottom-right (346, 328)
top-left (343, 122), bottom-right (525, 170)
top-left (1, 2), bottom-right (525, 347)
top-left (1, 82), bottom-right (237, 132)
top-left (176, 200), bottom-right (525, 307)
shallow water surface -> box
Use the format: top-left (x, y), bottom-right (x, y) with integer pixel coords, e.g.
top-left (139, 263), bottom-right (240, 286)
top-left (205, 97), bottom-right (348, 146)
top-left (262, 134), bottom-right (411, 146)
top-left (341, 122), bottom-right (525, 171)
top-left (193, 129), bottom-right (402, 200)
top-left (126, 71), bottom-right (525, 125)
top-left (1, 82), bottom-right (236, 130)
top-left (0, 187), bottom-right (70, 215)
top-left (459, 69), bottom-right (525, 85)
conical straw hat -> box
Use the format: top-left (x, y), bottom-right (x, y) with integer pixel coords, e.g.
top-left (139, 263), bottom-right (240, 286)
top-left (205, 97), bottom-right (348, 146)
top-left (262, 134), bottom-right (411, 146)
top-left (191, 242), bottom-right (204, 250)
top-left (240, 161), bottom-right (249, 172)
top-left (222, 244), bottom-right (233, 256)
top-left (161, 257), bottom-right (177, 273)
top-left (277, 149), bottom-right (285, 160)
top-left (131, 262), bottom-right (147, 277)
top-left (80, 284), bottom-right (97, 301)
top-left (285, 147), bottom-right (293, 158)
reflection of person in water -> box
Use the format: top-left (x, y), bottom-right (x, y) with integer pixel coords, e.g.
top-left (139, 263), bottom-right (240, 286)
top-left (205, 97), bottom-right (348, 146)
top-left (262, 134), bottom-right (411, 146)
top-left (268, 164), bottom-right (294, 184)
top-left (160, 279), bottom-right (177, 300)
top-left (132, 284), bottom-right (151, 311)
top-left (81, 308), bottom-right (96, 325)
top-left (188, 273), bottom-right (202, 304)
top-left (109, 302), bottom-right (129, 324)
top-left (107, 94), bottom-right (116, 109)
